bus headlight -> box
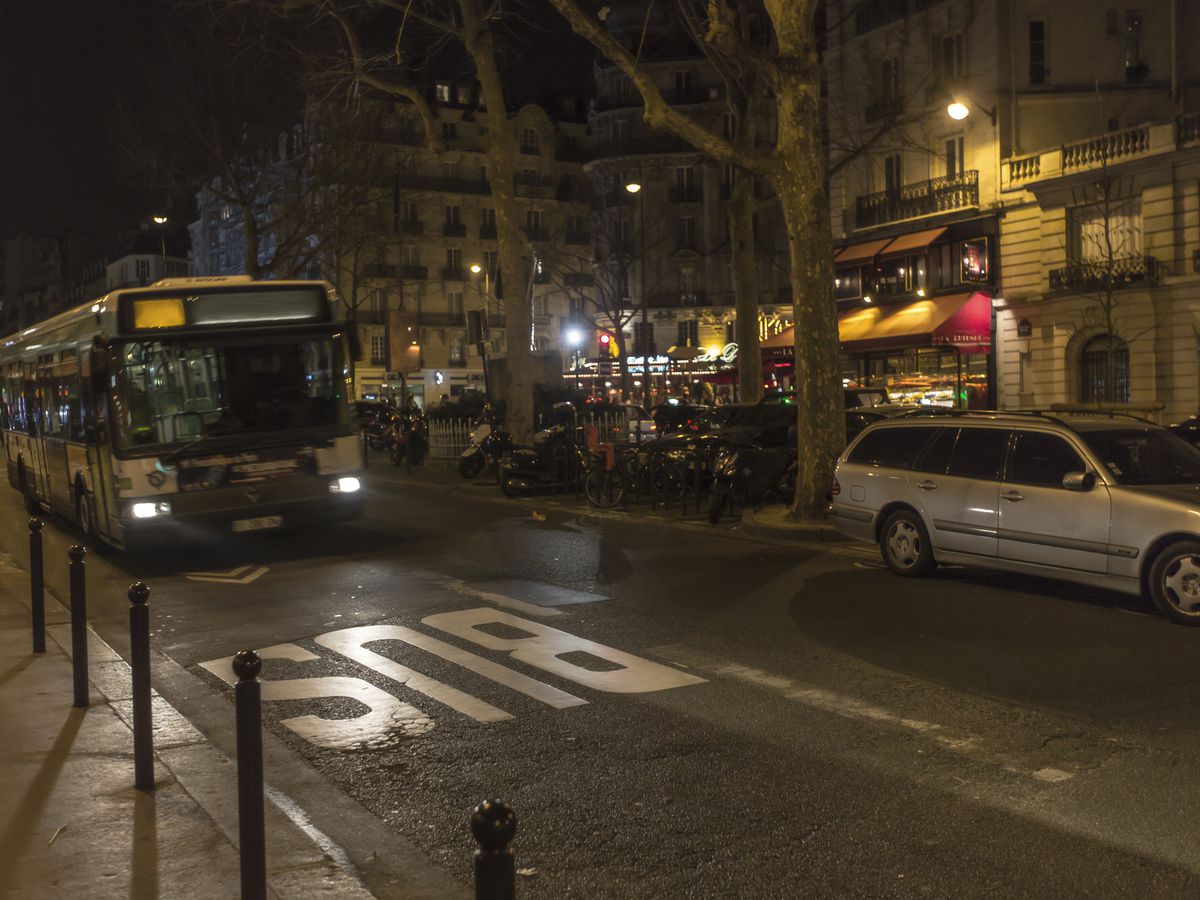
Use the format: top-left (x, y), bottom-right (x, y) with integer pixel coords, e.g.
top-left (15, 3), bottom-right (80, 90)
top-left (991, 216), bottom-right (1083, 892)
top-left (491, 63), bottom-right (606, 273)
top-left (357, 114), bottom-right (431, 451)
top-left (131, 501), bottom-right (171, 519)
top-left (330, 476), bottom-right (360, 494)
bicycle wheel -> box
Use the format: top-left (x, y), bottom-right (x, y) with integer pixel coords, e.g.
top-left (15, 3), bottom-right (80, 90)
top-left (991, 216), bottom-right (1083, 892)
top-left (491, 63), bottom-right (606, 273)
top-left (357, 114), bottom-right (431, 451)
top-left (650, 459), bottom-right (685, 503)
top-left (585, 466), bottom-right (626, 508)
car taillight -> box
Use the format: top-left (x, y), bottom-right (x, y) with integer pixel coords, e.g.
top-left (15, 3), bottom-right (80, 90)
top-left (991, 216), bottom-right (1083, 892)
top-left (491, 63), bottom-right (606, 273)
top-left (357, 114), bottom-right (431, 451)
top-left (832, 478), bottom-right (841, 496)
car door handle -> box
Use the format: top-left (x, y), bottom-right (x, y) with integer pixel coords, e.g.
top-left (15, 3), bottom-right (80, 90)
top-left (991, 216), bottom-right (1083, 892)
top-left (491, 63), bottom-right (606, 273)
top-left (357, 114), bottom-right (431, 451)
top-left (1001, 490), bottom-right (1024, 502)
top-left (915, 480), bottom-right (937, 490)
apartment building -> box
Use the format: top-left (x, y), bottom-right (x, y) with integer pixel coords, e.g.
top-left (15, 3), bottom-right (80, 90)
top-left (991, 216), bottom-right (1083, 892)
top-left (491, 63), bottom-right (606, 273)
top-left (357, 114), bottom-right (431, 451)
top-left (994, 1), bottom-right (1200, 423)
top-left (583, 6), bottom-right (791, 400)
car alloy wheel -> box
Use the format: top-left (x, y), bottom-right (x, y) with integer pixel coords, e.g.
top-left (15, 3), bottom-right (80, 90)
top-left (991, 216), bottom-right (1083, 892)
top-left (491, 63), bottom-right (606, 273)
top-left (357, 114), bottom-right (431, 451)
top-left (1149, 540), bottom-right (1200, 625)
top-left (879, 509), bottom-right (934, 577)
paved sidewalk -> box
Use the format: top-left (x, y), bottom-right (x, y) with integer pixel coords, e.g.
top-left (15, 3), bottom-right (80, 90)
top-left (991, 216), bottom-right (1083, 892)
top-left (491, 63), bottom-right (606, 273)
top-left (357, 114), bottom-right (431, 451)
top-left (0, 556), bottom-right (374, 899)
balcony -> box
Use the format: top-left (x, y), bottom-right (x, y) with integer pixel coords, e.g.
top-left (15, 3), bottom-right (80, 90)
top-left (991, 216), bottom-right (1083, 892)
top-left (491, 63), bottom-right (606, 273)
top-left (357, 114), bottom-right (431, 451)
top-left (1048, 255), bottom-right (1159, 292)
top-left (520, 143), bottom-right (541, 156)
top-left (397, 174), bottom-right (490, 196)
top-left (421, 312), bottom-right (467, 327)
top-left (648, 291), bottom-right (708, 309)
top-left (854, 170), bottom-right (978, 229)
top-left (401, 265), bottom-right (428, 280)
top-left (514, 172), bottom-right (554, 196)
top-left (441, 267), bottom-right (466, 281)
top-left (443, 222), bottom-right (467, 237)
top-left (669, 187), bottom-right (703, 203)
top-left (364, 263), bottom-right (397, 279)
top-left (522, 225), bottom-right (549, 241)
top-left (565, 272), bottom-right (594, 287)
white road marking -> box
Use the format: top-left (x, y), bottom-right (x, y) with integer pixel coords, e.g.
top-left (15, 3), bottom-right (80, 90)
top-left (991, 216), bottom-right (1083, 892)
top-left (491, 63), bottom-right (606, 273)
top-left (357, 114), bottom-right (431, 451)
top-left (199, 643), bottom-right (433, 749)
top-left (316, 624), bottom-right (586, 711)
top-left (657, 648), bottom-right (1077, 783)
top-left (439, 577), bottom-right (564, 618)
top-left (185, 564), bottom-right (269, 584)
top-left (424, 609), bottom-right (707, 693)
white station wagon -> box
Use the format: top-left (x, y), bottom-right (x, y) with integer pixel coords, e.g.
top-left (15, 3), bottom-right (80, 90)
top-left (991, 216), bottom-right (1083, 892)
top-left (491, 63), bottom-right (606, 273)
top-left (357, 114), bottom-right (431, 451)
top-left (829, 411), bottom-right (1200, 626)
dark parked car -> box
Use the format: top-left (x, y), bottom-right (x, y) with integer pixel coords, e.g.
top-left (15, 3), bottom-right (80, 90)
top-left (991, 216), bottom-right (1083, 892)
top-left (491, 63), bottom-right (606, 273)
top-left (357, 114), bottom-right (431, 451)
top-left (1169, 416), bottom-right (1200, 448)
top-left (651, 402), bottom-right (711, 434)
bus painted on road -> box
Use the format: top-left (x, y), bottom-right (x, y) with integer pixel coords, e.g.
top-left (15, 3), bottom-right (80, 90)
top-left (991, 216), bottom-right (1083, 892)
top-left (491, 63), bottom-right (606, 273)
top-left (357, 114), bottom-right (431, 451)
top-left (0, 277), bottom-right (363, 550)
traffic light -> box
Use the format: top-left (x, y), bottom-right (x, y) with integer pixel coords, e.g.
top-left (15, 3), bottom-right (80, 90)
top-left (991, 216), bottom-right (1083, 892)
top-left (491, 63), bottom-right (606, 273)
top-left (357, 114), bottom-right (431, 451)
top-left (599, 333), bottom-right (612, 357)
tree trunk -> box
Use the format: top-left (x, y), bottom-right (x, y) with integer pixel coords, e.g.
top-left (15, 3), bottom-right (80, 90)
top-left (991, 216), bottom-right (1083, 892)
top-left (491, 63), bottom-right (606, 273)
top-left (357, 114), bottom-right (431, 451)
top-left (462, 0), bottom-right (534, 442)
top-left (729, 172), bottom-right (762, 403)
top-left (241, 201), bottom-right (261, 279)
top-left (614, 329), bottom-right (630, 399)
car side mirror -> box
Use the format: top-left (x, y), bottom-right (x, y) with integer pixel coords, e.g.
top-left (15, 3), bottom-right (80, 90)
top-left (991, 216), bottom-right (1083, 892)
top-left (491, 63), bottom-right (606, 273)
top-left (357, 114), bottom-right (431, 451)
top-left (1062, 471), bottom-right (1096, 492)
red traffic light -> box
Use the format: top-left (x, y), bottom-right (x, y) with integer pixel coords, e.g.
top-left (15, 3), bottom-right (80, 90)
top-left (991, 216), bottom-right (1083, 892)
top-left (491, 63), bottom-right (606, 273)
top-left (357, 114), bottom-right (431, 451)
top-left (599, 334), bottom-right (611, 345)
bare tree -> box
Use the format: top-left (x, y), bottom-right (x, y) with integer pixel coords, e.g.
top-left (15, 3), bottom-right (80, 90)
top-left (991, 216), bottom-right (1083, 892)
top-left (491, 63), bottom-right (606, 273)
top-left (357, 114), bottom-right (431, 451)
top-left (279, 0), bottom-right (544, 442)
top-left (549, 0), bottom-right (841, 520)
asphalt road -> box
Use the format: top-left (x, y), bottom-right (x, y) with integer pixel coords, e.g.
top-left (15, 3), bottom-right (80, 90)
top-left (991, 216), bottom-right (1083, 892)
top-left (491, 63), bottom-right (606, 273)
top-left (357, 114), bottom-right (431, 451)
top-left (4, 463), bottom-right (1200, 899)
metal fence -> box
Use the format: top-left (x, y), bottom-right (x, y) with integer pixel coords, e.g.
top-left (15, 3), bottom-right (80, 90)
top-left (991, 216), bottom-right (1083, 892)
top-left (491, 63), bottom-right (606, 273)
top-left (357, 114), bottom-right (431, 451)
top-left (426, 412), bottom-right (636, 461)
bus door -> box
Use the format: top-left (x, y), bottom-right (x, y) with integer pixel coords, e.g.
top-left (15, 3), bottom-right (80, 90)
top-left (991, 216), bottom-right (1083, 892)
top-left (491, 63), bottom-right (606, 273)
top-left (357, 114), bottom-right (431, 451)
top-left (82, 348), bottom-right (116, 538)
top-left (22, 367), bottom-right (53, 506)
top-left (37, 359), bottom-right (77, 515)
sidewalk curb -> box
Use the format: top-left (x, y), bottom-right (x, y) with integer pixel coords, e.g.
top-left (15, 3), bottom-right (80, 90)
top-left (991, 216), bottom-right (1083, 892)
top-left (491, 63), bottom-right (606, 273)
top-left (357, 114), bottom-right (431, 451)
top-left (737, 508), bottom-right (852, 546)
top-left (5, 565), bottom-right (377, 899)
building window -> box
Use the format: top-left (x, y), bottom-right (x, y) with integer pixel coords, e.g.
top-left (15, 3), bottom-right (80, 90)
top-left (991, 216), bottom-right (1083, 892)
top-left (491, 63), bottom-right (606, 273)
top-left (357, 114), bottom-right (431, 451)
top-left (672, 70), bottom-right (694, 99)
top-left (632, 321), bottom-right (655, 355)
top-left (1079, 335), bottom-right (1130, 402)
top-left (933, 33), bottom-right (965, 83)
top-left (447, 248), bottom-right (462, 270)
top-left (1125, 13), bottom-right (1146, 81)
top-left (136, 259), bottom-right (150, 282)
top-left (448, 292), bottom-right (465, 317)
top-left (520, 128), bottom-right (540, 154)
top-left (402, 200), bottom-right (418, 224)
top-left (403, 245), bottom-right (421, 266)
top-left (880, 57), bottom-right (900, 103)
top-left (526, 209), bottom-right (543, 232)
top-left (1071, 199), bottom-right (1142, 261)
top-left (945, 136), bottom-right (964, 177)
top-left (435, 83), bottom-right (452, 103)
top-left (678, 217), bottom-right (697, 249)
top-left (611, 119), bottom-right (629, 143)
top-left (445, 205), bottom-right (461, 225)
top-left (449, 336), bottom-right (465, 364)
top-left (442, 162), bottom-right (458, 178)
top-left (456, 85), bottom-right (472, 105)
top-left (679, 265), bottom-right (697, 295)
top-left (370, 335), bottom-right (386, 364)
top-left (678, 320), bottom-right (699, 346)
top-left (483, 250), bottom-right (498, 273)
top-left (1029, 20), bottom-right (1047, 84)
top-left (884, 154), bottom-right (902, 192)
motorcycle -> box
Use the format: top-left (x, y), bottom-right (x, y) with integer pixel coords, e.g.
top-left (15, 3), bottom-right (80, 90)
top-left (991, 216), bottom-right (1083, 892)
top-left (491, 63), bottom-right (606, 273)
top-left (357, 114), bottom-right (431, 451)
top-left (499, 403), bottom-right (585, 497)
top-left (459, 416), bottom-right (512, 479)
top-left (364, 407), bottom-right (399, 452)
top-left (389, 410), bottom-right (429, 467)
top-left (707, 444), bottom-right (796, 524)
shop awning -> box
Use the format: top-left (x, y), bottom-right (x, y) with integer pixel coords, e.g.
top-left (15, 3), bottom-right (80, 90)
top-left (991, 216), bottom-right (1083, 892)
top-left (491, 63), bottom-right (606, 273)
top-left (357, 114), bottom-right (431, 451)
top-left (877, 226), bottom-right (947, 258)
top-left (834, 238), bottom-right (894, 266)
top-left (759, 291), bottom-right (992, 359)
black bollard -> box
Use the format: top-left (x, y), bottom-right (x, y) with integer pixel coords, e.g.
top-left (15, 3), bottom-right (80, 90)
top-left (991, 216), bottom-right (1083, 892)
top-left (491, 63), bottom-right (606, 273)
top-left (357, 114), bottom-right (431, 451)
top-left (471, 799), bottom-right (517, 900)
top-left (129, 583), bottom-right (154, 791)
top-left (234, 650), bottom-right (267, 900)
top-left (67, 545), bottom-right (88, 708)
top-left (29, 518), bottom-right (44, 653)
top-left (361, 428), bottom-right (369, 469)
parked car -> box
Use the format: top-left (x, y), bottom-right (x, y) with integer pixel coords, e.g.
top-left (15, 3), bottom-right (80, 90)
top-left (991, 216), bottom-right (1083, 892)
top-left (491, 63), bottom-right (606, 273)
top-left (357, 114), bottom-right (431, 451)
top-left (650, 401), bottom-right (711, 434)
top-left (619, 403), bottom-right (657, 443)
top-left (829, 410), bottom-right (1200, 625)
top-left (1168, 416), bottom-right (1200, 448)
top-left (844, 386), bottom-right (891, 409)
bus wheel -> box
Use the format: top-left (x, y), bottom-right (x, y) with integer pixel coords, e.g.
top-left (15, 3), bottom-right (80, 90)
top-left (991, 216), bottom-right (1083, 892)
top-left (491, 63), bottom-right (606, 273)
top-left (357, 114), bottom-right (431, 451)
top-left (76, 486), bottom-right (109, 553)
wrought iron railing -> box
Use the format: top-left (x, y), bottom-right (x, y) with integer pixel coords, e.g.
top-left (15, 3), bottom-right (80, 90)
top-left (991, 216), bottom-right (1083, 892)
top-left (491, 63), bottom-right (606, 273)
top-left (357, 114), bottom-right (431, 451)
top-left (854, 170), bottom-right (978, 228)
top-left (1048, 255), bottom-right (1159, 292)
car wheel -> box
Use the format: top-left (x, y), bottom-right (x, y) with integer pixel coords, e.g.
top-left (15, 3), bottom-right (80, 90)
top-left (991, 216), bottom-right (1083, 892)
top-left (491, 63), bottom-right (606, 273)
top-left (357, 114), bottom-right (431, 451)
top-left (459, 452), bottom-right (485, 479)
top-left (879, 509), bottom-right (935, 577)
top-left (1148, 540), bottom-right (1200, 626)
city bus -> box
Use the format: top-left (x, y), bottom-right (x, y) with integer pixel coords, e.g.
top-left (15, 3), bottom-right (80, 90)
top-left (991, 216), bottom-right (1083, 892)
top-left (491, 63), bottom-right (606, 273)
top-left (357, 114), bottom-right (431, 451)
top-left (0, 276), bottom-right (363, 550)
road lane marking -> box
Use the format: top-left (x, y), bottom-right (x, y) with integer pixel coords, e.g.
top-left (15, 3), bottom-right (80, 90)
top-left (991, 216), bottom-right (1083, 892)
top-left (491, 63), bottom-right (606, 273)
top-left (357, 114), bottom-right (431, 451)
top-left (439, 577), bottom-right (564, 618)
top-left (199, 643), bottom-right (434, 749)
top-left (185, 564), bottom-right (270, 584)
top-left (424, 609), bottom-right (707, 693)
top-left (316, 624), bottom-right (586, 712)
top-left (655, 646), bottom-right (1076, 783)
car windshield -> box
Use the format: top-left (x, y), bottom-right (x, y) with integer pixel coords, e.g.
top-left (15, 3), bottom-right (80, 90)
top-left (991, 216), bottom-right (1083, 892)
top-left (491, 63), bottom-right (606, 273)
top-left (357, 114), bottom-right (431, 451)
top-left (113, 336), bottom-right (347, 451)
top-left (1079, 427), bottom-right (1200, 485)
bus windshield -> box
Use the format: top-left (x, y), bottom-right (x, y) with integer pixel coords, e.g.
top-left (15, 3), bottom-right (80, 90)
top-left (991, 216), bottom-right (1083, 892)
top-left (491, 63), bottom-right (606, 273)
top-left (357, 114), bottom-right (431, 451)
top-left (112, 337), bottom-right (346, 452)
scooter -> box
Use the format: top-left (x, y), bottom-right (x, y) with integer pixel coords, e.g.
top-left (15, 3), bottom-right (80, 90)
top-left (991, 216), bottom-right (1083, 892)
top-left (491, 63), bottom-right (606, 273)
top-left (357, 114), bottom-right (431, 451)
top-left (365, 408), bottom-right (399, 452)
top-left (499, 403), bottom-right (585, 497)
top-left (707, 444), bottom-right (796, 524)
top-left (390, 410), bottom-right (429, 467)
top-left (459, 416), bottom-right (512, 479)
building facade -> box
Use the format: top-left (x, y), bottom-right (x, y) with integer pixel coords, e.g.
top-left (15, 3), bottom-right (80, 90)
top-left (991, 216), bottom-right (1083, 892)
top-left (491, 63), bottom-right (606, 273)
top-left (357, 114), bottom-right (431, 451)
top-left (994, 1), bottom-right (1200, 424)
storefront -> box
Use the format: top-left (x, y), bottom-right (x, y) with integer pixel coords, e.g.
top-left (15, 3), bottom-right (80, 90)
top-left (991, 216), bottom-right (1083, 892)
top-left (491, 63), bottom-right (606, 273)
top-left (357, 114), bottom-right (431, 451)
top-left (762, 290), bottom-right (994, 408)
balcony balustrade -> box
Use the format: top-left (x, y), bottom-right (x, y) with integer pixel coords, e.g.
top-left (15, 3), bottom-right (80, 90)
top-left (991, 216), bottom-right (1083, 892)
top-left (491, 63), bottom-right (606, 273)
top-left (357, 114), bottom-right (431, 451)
top-left (1048, 255), bottom-right (1159, 292)
top-left (854, 170), bottom-right (978, 229)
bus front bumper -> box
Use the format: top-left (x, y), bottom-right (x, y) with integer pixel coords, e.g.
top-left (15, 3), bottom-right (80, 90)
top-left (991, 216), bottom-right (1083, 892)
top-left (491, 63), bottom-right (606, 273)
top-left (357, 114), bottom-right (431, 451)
top-left (112, 475), bottom-right (364, 549)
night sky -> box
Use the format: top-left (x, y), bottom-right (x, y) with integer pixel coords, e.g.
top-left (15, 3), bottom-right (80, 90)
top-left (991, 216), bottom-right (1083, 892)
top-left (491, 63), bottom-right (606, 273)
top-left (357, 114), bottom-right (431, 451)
top-left (0, 1), bottom-right (593, 242)
top-left (0, 1), bottom-right (162, 237)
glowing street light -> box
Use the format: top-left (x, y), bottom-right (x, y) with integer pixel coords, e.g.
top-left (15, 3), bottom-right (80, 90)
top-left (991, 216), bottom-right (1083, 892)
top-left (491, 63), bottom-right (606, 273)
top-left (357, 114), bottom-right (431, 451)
top-left (624, 181), bottom-right (641, 194)
top-left (566, 328), bottom-right (583, 347)
top-left (469, 263), bottom-right (482, 274)
top-left (947, 101), bottom-right (970, 120)
top-left (152, 215), bottom-right (168, 225)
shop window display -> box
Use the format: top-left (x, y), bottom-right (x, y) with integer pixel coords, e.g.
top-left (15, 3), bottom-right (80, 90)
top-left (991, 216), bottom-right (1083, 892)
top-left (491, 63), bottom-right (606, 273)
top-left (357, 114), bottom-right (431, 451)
top-left (842, 347), bottom-right (988, 408)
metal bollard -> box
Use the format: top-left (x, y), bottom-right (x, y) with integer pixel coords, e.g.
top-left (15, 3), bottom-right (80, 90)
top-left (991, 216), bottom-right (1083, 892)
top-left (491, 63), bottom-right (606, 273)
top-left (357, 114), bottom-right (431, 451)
top-left (234, 650), bottom-right (267, 900)
top-left (29, 518), bottom-right (44, 653)
top-left (361, 428), bottom-right (369, 469)
top-left (129, 583), bottom-right (154, 791)
top-left (67, 545), bottom-right (88, 708)
top-left (471, 799), bottom-right (517, 900)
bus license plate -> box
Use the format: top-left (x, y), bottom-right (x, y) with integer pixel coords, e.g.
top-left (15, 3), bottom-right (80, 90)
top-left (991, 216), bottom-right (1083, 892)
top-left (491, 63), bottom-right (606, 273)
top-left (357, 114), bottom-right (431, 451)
top-left (232, 516), bottom-right (282, 533)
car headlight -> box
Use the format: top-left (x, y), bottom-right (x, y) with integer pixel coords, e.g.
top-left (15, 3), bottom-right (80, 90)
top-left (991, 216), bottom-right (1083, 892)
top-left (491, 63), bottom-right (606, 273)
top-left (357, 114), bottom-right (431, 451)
top-left (330, 476), bottom-right (361, 493)
top-left (131, 501), bottom-right (171, 519)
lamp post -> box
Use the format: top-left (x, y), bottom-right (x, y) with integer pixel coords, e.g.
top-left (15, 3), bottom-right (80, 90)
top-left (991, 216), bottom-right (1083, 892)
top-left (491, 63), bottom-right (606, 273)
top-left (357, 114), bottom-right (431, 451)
top-left (152, 215), bottom-right (168, 275)
top-left (624, 173), bottom-right (650, 407)
top-left (469, 263), bottom-right (492, 399)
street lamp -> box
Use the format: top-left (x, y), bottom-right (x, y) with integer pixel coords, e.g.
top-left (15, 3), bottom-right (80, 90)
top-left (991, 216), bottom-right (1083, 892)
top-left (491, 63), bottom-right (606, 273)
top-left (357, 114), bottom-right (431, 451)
top-left (624, 173), bottom-right (650, 406)
top-left (946, 98), bottom-right (996, 126)
top-left (151, 215), bottom-right (168, 274)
